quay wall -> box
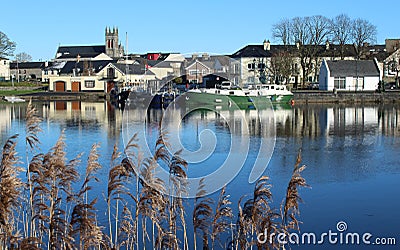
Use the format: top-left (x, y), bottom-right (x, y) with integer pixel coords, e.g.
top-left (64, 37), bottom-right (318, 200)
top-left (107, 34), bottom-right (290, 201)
top-left (293, 90), bottom-right (400, 104)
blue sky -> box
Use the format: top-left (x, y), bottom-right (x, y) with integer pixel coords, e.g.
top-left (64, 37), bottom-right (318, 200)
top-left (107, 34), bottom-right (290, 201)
top-left (1, 0), bottom-right (399, 61)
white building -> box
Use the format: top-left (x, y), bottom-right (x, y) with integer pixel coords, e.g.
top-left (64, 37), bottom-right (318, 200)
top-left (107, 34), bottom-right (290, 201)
top-left (0, 57), bottom-right (10, 81)
top-left (319, 59), bottom-right (380, 91)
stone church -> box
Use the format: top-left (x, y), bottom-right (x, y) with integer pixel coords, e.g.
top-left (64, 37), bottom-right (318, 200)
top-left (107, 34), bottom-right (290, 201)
top-left (54, 26), bottom-right (125, 61)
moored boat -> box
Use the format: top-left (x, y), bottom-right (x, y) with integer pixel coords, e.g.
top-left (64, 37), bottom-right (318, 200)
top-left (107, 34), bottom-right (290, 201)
top-left (2, 96), bottom-right (26, 103)
top-left (244, 84), bottom-right (293, 103)
top-left (184, 85), bottom-right (268, 109)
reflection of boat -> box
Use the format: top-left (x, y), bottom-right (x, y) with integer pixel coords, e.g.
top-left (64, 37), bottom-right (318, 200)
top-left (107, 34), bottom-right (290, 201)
top-left (245, 84), bottom-right (293, 103)
top-left (2, 96), bottom-right (26, 103)
top-left (127, 90), bottom-right (179, 108)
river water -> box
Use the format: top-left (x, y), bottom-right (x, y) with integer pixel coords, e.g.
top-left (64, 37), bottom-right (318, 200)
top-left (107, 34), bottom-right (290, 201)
top-left (0, 100), bottom-right (398, 249)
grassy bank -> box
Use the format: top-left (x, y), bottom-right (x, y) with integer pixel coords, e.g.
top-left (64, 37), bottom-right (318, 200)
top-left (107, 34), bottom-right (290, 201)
top-left (0, 89), bottom-right (43, 96)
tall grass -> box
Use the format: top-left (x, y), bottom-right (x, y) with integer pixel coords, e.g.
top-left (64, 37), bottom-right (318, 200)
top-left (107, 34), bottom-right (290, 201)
top-left (0, 102), bottom-right (310, 249)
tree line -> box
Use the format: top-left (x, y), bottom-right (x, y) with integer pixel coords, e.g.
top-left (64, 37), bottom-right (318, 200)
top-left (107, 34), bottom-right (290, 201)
top-left (270, 14), bottom-right (377, 86)
top-left (0, 31), bottom-right (32, 62)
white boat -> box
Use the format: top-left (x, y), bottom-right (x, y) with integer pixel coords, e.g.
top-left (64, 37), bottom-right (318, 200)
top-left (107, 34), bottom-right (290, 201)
top-left (2, 96), bottom-right (26, 103)
top-left (244, 84), bottom-right (293, 103)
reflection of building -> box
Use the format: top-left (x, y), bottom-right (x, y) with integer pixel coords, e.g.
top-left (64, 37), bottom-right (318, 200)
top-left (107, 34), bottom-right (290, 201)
top-left (44, 101), bottom-right (123, 138)
top-left (0, 105), bottom-right (13, 141)
top-left (325, 106), bottom-right (379, 136)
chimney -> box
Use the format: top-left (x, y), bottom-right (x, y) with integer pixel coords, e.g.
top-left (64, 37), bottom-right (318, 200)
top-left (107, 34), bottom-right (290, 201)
top-left (325, 40), bottom-right (330, 50)
top-left (192, 53), bottom-right (198, 60)
top-left (263, 39), bottom-right (271, 51)
top-left (202, 53), bottom-right (210, 60)
top-left (296, 41), bottom-right (300, 49)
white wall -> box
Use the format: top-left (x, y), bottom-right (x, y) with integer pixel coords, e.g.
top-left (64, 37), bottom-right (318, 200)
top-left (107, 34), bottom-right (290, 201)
top-left (0, 59), bottom-right (10, 80)
top-left (49, 75), bottom-right (104, 92)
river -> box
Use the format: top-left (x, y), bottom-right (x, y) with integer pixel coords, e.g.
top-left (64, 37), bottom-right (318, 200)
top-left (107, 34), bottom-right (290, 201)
top-left (0, 100), bottom-right (398, 249)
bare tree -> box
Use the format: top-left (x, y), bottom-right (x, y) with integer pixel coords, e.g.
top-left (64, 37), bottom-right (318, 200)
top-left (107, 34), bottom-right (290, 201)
top-left (331, 14), bottom-right (353, 59)
top-left (307, 15), bottom-right (332, 45)
top-left (0, 31), bottom-right (16, 58)
top-left (272, 18), bottom-right (292, 45)
top-left (16, 52), bottom-right (32, 62)
top-left (268, 50), bottom-right (295, 85)
top-left (351, 18), bottom-right (377, 57)
top-left (290, 16), bottom-right (331, 86)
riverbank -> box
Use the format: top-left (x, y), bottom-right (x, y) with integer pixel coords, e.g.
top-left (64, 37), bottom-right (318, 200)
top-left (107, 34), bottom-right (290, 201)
top-left (292, 90), bottom-right (400, 104)
top-left (15, 91), bottom-right (106, 101)
top-left (4, 89), bottom-right (400, 104)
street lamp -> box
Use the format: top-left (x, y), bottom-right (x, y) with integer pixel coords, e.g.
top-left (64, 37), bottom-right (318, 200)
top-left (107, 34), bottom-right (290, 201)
top-left (253, 58), bottom-right (257, 85)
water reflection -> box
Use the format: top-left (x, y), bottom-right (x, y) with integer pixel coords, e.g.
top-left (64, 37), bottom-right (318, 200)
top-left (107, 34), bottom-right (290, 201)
top-left (0, 101), bottom-right (124, 142)
top-left (2, 102), bottom-right (400, 142)
top-left (1, 101), bottom-right (399, 247)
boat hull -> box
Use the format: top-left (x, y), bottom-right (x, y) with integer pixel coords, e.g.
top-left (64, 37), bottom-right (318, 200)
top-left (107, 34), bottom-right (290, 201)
top-left (184, 91), bottom-right (269, 109)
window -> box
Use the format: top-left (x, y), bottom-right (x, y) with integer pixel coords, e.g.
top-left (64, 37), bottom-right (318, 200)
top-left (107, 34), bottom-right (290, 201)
top-left (247, 63), bottom-right (255, 70)
top-left (353, 77), bottom-right (364, 89)
top-left (234, 64), bottom-right (240, 73)
top-left (107, 68), bottom-right (115, 78)
top-left (189, 70), bottom-right (199, 76)
top-left (258, 63), bottom-right (265, 70)
top-left (247, 76), bottom-right (255, 83)
top-left (334, 77), bottom-right (346, 89)
top-left (85, 80), bottom-right (95, 88)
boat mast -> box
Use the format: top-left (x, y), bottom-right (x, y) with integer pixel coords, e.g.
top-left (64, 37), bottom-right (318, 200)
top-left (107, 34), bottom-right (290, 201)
top-left (125, 32), bottom-right (129, 87)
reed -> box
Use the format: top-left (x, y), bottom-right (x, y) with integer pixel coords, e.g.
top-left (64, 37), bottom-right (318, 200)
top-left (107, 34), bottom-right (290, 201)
top-left (24, 98), bottom-right (42, 240)
top-left (282, 151), bottom-right (309, 233)
top-left (69, 143), bottom-right (104, 249)
top-left (30, 131), bottom-right (80, 249)
top-left (0, 109), bottom-right (311, 250)
top-left (211, 186), bottom-right (233, 250)
top-left (0, 134), bottom-right (23, 249)
top-left (193, 178), bottom-right (213, 250)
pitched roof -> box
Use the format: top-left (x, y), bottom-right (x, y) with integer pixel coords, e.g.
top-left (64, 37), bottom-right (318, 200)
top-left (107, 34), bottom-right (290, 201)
top-left (231, 43), bottom-right (359, 58)
top-left (326, 60), bottom-right (380, 77)
top-left (10, 61), bottom-right (48, 69)
top-left (56, 45), bottom-right (105, 59)
top-left (231, 45), bottom-right (272, 58)
top-left (360, 45), bottom-right (389, 62)
top-left (112, 63), bottom-right (154, 75)
top-left (59, 60), bottom-right (116, 74)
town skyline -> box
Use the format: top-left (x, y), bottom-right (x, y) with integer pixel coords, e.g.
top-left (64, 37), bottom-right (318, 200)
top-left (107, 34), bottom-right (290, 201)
top-left (1, 0), bottom-right (400, 61)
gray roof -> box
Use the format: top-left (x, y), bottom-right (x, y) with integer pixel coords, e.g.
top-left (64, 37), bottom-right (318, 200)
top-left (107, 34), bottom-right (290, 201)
top-left (59, 60), bottom-right (115, 74)
top-left (326, 60), bottom-right (379, 77)
top-left (231, 44), bottom-right (358, 58)
top-left (113, 63), bottom-right (155, 75)
top-left (56, 45), bottom-right (105, 59)
top-left (10, 61), bottom-right (48, 69)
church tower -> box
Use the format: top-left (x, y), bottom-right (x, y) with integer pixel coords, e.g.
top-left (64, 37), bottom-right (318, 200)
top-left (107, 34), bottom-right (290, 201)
top-left (105, 27), bottom-right (123, 58)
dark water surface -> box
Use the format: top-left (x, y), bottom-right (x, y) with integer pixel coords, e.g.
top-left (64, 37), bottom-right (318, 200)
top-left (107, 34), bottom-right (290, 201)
top-left (0, 101), bottom-right (399, 249)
